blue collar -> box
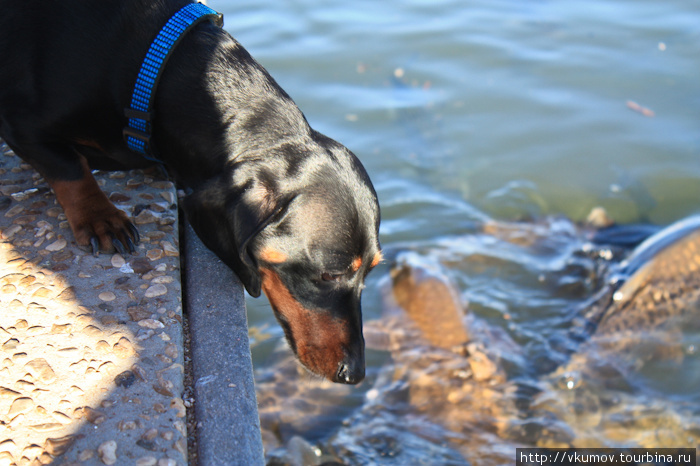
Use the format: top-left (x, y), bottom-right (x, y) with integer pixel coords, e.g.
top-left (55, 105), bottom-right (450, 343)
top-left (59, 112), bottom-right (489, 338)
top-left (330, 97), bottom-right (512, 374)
top-left (123, 3), bottom-right (223, 162)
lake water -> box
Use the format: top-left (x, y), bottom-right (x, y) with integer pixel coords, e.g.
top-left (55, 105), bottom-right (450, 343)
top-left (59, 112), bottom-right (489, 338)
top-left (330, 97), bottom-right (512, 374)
top-left (213, 0), bottom-right (700, 463)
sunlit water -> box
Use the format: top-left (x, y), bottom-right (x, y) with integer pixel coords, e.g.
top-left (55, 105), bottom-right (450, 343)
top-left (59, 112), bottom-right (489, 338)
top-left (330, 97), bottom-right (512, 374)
top-left (212, 0), bottom-right (700, 463)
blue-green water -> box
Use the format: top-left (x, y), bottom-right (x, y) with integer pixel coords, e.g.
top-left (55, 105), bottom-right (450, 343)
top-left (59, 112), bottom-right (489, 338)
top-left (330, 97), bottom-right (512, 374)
top-left (214, 0), bottom-right (700, 463)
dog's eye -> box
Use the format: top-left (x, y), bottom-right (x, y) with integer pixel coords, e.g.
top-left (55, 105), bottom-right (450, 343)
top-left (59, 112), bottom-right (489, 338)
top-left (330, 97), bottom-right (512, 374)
top-left (322, 272), bottom-right (344, 282)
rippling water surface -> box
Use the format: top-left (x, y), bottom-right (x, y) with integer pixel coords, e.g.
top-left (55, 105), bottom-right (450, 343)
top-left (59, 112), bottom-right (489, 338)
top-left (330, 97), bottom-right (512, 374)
top-left (213, 0), bottom-right (700, 463)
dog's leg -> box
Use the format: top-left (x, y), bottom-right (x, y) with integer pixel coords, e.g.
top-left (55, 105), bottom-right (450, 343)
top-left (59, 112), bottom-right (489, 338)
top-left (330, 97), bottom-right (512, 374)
top-left (48, 155), bottom-right (139, 255)
top-left (2, 136), bottom-right (139, 255)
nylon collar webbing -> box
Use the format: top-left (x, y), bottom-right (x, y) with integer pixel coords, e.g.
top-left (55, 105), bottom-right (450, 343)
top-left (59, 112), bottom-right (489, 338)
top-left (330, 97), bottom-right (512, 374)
top-left (123, 3), bottom-right (223, 162)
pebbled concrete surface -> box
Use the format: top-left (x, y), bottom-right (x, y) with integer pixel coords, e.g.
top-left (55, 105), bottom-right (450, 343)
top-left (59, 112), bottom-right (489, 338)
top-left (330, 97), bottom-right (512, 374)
top-left (0, 140), bottom-right (263, 465)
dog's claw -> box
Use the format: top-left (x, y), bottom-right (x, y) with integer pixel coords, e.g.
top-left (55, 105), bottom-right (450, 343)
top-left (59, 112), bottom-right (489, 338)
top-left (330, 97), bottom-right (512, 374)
top-left (110, 234), bottom-right (127, 256)
top-left (124, 234), bottom-right (136, 254)
top-left (90, 236), bottom-right (100, 257)
top-left (127, 223), bottom-right (140, 245)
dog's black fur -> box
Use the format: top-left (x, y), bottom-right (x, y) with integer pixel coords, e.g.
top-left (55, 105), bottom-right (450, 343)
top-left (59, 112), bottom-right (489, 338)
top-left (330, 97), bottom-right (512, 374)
top-left (0, 0), bottom-right (381, 384)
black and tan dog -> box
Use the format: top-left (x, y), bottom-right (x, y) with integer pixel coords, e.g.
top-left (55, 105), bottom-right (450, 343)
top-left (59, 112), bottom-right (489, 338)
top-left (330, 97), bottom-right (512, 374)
top-left (0, 0), bottom-right (381, 384)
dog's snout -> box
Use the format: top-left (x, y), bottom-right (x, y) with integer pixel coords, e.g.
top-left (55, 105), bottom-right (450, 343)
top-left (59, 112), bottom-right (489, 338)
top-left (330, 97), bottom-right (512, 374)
top-left (335, 358), bottom-right (365, 385)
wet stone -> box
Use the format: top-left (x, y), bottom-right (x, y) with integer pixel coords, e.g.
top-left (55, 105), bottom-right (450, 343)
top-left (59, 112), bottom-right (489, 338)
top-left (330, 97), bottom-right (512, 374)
top-left (8, 397), bottom-right (34, 416)
top-left (44, 435), bottom-right (78, 456)
top-left (4, 204), bottom-right (24, 217)
top-left (143, 269), bottom-right (165, 280)
top-left (45, 238), bottom-right (67, 251)
top-left (146, 231), bottom-right (167, 242)
top-left (82, 325), bottom-right (103, 338)
top-left (170, 397), bottom-right (186, 418)
top-left (96, 340), bottom-right (111, 353)
top-left (52, 249), bottom-right (73, 262)
top-left (151, 181), bottom-right (174, 190)
top-left (155, 354), bottom-right (172, 365)
top-left (97, 440), bottom-right (117, 465)
top-left (127, 305), bottom-right (151, 322)
top-left (1, 224), bottom-right (22, 239)
top-left (131, 257), bottom-right (154, 275)
top-left (117, 419), bottom-right (137, 431)
top-left (153, 403), bottom-right (166, 413)
top-left (18, 275), bottom-right (36, 287)
top-left (30, 422), bottom-right (63, 432)
top-left (153, 379), bottom-right (174, 397)
top-left (1, 283), bottom-right (16, 293)
top-left (2, 338), bottom-right (19, 350)
top-left (56, 285), bottom-right (76, 301)
top-left (126, 179), bottom-right (143, 189)
top-left (115, 370), bottom-right (136, 388)
top-left (115, 276), bottom-right (129, 285)
top-left (99, 291), bottom-right (116, 301)
top-left (111, 254), bottom-right (126, 268)
top-left (164, 343), bottom-right (178, 359)
top-left (160, 191), bottom-right (176, 204)
top-left (0, 387), bottom-right (21, 399)
top-left (134, 210), bottom-right (157, 224)
top-left (14, 319), bottom-right (28, 330)
top-left (161, 241), bottom-right (178, 257)
top-left (145, 284), bottom-right (167, 298)
top-left (131, 364), bottom-right (148, 381)
top-left (467, 347), bottom-right (499, 381)
top-left (24, 358), bottom-right (57, 383)
top-left (136, 438), bottom-right (158, 451)
top-left (136, 329), bottom-right (155, 341)
top-left (8, 299), bottom-right (23, 310)
top-left (138, 319), bottom-right (164, 329)
top-left (97, 303), bottom-right (114, 312)
top-left (13, 214), bottom-right (37, 225)
top-left (136, 456), bottom-right (158, 466)
top-left (151, 275), bottom-right (174, 284)
top-left (32, 287), bottom-right (52, 298)
top-left (108, 192), bottom-right (130, 203)
top-left (46, 206), bottom-right (63, 217)
top-left (113, 337), bottom-right (136, 358)
top-left (84, 406), bottom-right (107, 425)
top-left (146, 249), bottom-right (163, 261)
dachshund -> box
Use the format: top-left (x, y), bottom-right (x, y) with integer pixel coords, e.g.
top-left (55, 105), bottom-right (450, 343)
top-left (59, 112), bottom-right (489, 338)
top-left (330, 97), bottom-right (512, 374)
top-left (0, 0), bottom-right (381, 384)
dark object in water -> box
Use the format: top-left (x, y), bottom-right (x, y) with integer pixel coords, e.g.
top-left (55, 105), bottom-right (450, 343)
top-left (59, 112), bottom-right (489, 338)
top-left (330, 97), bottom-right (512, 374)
top-left (591, 223), bottom-right (661, 248)
top-left (581, 215), bottom-right (700, 338)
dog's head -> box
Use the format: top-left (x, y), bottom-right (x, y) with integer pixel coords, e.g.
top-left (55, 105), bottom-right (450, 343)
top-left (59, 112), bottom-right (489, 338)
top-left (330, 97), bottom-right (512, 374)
top-left (184, 135), bottom-right (380, 384)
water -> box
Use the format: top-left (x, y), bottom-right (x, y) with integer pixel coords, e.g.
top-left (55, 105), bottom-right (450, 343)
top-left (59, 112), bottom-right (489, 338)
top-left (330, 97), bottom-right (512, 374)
top-left (212, 0), bottom-right (700, 463)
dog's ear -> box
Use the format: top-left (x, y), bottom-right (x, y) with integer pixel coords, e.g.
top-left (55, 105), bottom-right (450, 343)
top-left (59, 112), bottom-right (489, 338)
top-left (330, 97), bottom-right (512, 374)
top-left (182, 179), bottom-right (292, 297)
top-left (231, 185), bottom-right (295, 297)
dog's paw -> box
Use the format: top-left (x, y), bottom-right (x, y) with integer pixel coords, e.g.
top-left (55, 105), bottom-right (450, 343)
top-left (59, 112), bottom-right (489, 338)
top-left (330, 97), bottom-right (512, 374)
top-left (70, 205), bottom-right (140, 256)
top-left (48, 163), bottom-right (141, 257)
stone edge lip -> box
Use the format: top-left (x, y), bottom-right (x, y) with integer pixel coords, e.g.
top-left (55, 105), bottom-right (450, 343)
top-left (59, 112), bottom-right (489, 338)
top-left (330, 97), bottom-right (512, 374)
top-left (183, 220), bottom-right (264, 465)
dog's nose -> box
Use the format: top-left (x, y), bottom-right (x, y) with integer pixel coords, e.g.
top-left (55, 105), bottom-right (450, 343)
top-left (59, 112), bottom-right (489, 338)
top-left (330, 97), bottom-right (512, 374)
top-left (336, 359), bottom-right (365, 385)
